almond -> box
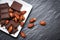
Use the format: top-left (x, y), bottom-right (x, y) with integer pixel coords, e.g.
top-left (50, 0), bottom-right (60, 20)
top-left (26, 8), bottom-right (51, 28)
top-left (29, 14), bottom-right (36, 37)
top-left (14, 17), bottom-right (17, 22)
top-left (40, 20), bottom-right (46, 26)
top-left (5, 20), bottom-right (9, 24)
top-left (19, 15), bottom-right (25, 21)
top-left (9, 13), bottom-right (14, 17)
top-left (14, 13), bottom-right (19, 19)
top-left (20, 31), bottom-right (26, 38)
top-left (9, 8), bottom-right (13, 13)
top-left (29, 18), bottom-right (36, 23)
top-left (28, 23), bottom-right (34, 28)
top-left (8, 25), bottom-right (13, 33)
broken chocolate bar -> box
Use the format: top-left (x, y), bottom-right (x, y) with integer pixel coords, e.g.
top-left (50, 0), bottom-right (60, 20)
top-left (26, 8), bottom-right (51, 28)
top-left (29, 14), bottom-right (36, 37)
top-left (11, 28), bottom-right (18, 34)
top-left (0, 3), bottom-right (9, 9)
top-left (1, 13), bottom-right (10, 19)
top-left (0, 3), bottom-right (10, 19)
top-left (11, 1), bottom-right (22, 11)
top-left (0, 20), bottom-right (5, 27)
top-left (5, 20), bottom-right (19, 29)
top-left (0, 8), bottom-right (9, 13)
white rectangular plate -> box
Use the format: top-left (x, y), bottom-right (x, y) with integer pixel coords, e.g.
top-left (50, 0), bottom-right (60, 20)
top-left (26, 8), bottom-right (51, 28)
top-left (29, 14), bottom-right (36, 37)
top-left (0, 0), bottom-right (32, 37)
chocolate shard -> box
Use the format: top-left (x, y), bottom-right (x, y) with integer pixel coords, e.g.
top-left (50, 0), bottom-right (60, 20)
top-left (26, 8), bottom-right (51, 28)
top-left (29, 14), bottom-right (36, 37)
top-left (11, 28), bottom-right (18, 34)
top-left (5, 20), bottom-right (19, 29)
top-left (0, 3), bottom-right (9, 9)
top-left (0, 3), bottom-right (10, 19)
top-left (0, 20), bottom-right (5, 27)
top-left (1, 13), bottom-right (10, 19)
top-left (0, 8), bottom-right (9, 13)
top-left (11, 1), bottom-right (22, 11)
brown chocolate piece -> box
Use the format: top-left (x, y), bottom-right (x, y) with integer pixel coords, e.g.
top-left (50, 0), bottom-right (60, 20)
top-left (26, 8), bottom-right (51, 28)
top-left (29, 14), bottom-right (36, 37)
top-left (0, 8), bottom-right (9, 13)
top-left (0, 3), bottom-right (10, 19)
top-left (5, 20), bottom-right (19, 29)
top-left (11, 1), bottom-right (22, 11)
top-left (0, 20), bottom-right (5, 27)
top-left (0, 3), bottom-right (9, 9)
top-left (11, 28), bottom-right (18, 34)
top-left (1, 13), bottom-right (10, 19)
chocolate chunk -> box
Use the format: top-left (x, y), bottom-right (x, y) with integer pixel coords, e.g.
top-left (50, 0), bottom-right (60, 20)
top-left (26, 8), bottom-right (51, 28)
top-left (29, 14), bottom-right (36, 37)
top-left (11, 1), bottom-right (22, 11)
top-left (0, 20), bottom-right (5, 24)
top-left (5, 22), bottom-right (12, 29)
top-left (1, 13), bottom-right (10, 19)
top-left (9, 20), bottom-right (19, 28)
top-left (5, 20), bottom-right (19, 29)
top-left (0, 3), bottom-right (9, 9)
top-left (11, 28), bottom-right (18, 34)
top-left (0, 20), bottom-right (5, 27)
top-left (0, 8), bottom-right (9, 13)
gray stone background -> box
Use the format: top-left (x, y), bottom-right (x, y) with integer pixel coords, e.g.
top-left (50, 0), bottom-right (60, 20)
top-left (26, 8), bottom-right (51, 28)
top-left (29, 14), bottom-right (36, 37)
top-left (0, 0), bottom-right (60, 40)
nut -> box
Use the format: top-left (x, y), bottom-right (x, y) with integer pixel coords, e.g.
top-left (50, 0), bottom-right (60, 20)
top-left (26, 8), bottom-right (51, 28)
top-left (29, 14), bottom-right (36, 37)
top-left (19, 15), bottom-right (25, 21)
top-left (20, 22), bottom-right (25, 27)
top-left (5, 20), bottom-right (9, 24)
top-left (14, 17), bottom-right (18, 22)
top-left (28, 23), bottom-right (34, 28)
top-left (40, 20), bottom-right (46, 26)
top-left (20, 31), bottom-right (26, 38)
top-left (8, 25), bottom-right (13, 33)
top-left (14, 11), bottom-right (20, 15)
top-left (29, 18), bottom-right (36, 23)
top-left (14, 13), bottom-right (19, 19)
top-left (20, 11), bottom-right (26, 15)
top-left (9, 13), bottom-right (14, 17)
top-left (9, 8), bottom-right (13, 13)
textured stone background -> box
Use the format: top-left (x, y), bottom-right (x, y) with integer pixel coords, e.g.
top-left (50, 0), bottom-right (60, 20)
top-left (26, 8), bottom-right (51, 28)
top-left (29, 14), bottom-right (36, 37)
top-left (0, 0), bottom-right (60, 40)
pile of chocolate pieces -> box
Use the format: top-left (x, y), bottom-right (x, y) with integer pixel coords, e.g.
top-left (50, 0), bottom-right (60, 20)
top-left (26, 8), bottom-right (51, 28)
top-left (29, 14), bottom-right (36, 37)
top-left (0, 1), bottom-right (26, 34)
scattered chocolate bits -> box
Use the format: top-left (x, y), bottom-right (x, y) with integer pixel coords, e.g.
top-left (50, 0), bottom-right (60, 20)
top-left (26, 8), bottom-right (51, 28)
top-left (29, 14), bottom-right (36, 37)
top-left (20, 31), bottom-right (26, 38)
top-left (40, 20), bottom-right (46, 26)
top-left (29, 18), bottom-right (36, 23)
top-left (28, 23), bottom-right (34, 28)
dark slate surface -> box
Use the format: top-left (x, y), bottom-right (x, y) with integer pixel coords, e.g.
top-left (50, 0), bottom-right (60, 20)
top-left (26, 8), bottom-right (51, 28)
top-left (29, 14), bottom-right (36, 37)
top-left (0, 0), bottom-right (60, 40)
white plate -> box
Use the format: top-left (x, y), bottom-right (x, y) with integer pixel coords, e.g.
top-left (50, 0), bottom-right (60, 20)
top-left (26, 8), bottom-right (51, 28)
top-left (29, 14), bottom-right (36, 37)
top-left (0, 0), bottom-right (32, 37)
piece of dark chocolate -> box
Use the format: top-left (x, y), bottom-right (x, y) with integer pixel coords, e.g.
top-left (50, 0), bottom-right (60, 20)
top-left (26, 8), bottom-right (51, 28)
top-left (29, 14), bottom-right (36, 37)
top-left (5, 20), bottom-right (19, 29)
top-left (11, 1), bottom-right (22, 11)
top-left (0, 20), bottom-right (5, 27)
top-left (0, 3), bottom-right (9, 9)
top-left (1, 13), bottom-right (10, 19)
top-left (9, 20), bottom-right (19, 28)
top-left (0, 3), bottom-right (10, 19)
top-left (11, 28), bottom-right (18, 34)
top-left (0, 8), bottom-right (9, 13)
